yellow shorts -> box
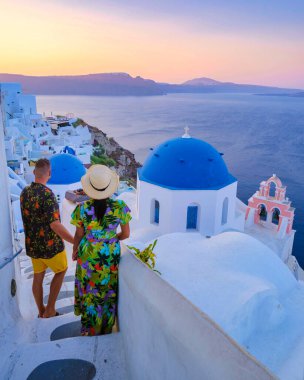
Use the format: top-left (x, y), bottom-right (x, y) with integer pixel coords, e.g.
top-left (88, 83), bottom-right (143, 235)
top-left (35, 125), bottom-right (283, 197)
top-left (31, 250), bottom-right (68, 274)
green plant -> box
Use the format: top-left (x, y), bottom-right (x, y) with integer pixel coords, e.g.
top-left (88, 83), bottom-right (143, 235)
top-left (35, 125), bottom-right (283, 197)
top-left (90, 144), bottom-right (116, 167)
top-left (127, 240), bottom-right (160, 274)
top-left (93, 144), bottom-right (105, 156)
top-left (90, 155), bottom-right (116, 167)
top-left (72, 118), bottom-right (85, 127)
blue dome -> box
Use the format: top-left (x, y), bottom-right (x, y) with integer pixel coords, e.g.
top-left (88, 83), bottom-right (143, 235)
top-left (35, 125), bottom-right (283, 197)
top-left (138, 137), bottom-right (236, 190)
top-left (62, 146), bottom-right (76, 155)
top-left (48, 154), bottom-right (86, 185)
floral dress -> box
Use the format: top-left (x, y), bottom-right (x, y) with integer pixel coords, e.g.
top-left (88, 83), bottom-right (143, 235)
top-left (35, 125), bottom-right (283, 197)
top-left (71, 198), bottom-right (131, 335)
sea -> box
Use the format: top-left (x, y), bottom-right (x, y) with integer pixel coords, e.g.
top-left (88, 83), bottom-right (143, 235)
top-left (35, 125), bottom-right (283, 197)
top-left (36, 93), bottom-right (304, 266)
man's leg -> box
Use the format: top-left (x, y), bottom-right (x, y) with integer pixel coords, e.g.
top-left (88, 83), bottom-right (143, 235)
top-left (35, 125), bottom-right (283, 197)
top-left (42, 251), bottom-right (68, 318)
top-left (32, 271), bottom-right (46, 317)
top-left (43, 268), bottom-right (67, 318)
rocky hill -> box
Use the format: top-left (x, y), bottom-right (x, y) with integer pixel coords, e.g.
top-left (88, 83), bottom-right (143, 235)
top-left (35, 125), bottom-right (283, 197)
top-left (82, 121), bottom-right (141, 185)
top-left (0, 73), bottom-right (164, 96)
top-left (0, 72), bottom-right (301, 95)
top-left (182, 77), bottom-right (221, 86)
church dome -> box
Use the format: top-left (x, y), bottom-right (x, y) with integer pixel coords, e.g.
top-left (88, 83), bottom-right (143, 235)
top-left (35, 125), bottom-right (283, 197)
top-left (48, 153), bottom-right (86, 185)
top-left (138, 137), bottom-right (236, 190)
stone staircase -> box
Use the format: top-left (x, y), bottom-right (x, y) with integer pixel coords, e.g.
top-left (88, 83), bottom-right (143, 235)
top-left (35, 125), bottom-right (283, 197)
top-left (5, 250), bottom-right (128, 380)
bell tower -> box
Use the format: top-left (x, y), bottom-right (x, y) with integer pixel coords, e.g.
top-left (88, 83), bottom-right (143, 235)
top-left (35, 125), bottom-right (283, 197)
top-left (245, 175), bottom-right (295, 264)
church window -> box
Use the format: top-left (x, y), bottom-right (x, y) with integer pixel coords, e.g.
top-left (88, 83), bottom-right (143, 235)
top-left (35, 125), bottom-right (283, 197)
top-left (221, 197), bottom-right (229, 225)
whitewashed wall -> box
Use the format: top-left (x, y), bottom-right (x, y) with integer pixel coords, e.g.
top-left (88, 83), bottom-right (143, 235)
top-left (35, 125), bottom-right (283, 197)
top-left (0, 102), bottom-right (20, 333)
top-left (48, 181), bottom-right (82, 209)
top-left (18, 94), bottom-right (37, 115)
top-left (0, 83), bottom-right (22, 117)
top-left (119, 249), bottom-right (277, 380)
top-left (137, 180), bottom-right (239, 237)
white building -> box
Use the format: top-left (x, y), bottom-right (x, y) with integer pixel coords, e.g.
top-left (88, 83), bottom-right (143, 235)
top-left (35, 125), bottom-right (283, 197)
top-left (0, 82), bottom-right (38, 129)
top-left (137, 132), bottom-right (245, 237)
top-left (0, 82), bottom-right (44, 162)
top-left (0, 82), bottom-right (93, 195)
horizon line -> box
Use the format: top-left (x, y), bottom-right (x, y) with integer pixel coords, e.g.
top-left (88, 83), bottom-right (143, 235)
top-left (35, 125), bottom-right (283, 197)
top-left (0, 72), bottom-right (302, 91)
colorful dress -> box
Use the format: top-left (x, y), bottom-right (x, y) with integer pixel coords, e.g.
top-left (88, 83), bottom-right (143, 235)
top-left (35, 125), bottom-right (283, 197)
top-left (70, 198), bottom-right (131, 335)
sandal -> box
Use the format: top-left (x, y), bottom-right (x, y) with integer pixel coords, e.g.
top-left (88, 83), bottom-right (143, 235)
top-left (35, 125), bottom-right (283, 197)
top-left (43, 311), bottom-right (62, 318)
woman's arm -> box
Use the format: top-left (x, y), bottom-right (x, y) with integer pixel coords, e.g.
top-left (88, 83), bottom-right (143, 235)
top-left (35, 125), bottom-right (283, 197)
top-left (72, 226), bottom-right (85, 261)
top-left (117, 223), bottom-right (130, 241)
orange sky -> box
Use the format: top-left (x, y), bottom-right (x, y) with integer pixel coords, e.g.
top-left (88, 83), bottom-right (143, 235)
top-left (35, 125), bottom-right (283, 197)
top-left (0, 0), bottom-right (303, 88)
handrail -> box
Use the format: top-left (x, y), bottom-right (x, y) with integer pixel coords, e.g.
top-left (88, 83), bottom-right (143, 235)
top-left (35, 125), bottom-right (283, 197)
top-left (0, 247), bottom-right (23, 270)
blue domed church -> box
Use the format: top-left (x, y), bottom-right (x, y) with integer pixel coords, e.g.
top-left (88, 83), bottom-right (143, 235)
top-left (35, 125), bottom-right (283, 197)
top-left (47, 153), bottom-right (86, 205)
top-left (137, 131), bottom-right (244, 236)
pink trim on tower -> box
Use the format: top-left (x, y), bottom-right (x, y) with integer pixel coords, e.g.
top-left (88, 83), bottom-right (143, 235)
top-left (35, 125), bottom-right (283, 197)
top-left (246, 175), bottom-right (294, 236)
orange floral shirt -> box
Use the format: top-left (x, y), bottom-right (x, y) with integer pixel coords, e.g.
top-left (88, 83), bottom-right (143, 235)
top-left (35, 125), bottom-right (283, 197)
top-left (20, 182), bottom-right (64, 259)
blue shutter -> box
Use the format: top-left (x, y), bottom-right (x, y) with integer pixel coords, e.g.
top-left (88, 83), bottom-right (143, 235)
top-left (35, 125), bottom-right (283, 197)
top-left (187, 206), bottom-right (198, 229)
top-left (154, 200), bottom-right (160, 224)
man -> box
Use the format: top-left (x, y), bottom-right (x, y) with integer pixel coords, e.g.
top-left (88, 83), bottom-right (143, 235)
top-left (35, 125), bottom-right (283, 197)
top-left (20, 158), bottom-right (74, 318)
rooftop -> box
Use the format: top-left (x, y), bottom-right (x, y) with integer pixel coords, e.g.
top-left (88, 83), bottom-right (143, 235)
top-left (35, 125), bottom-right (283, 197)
top-left (127, 230), bottom-right (304, 380)
top-left (48, 153), bottom-right (86, 185)
top-left (138, 137), bottom-right (236, 190)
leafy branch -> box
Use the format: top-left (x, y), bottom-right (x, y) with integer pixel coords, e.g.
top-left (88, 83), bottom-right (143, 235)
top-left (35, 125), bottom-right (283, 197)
top-left (127, 240), bottom-right (160, 274)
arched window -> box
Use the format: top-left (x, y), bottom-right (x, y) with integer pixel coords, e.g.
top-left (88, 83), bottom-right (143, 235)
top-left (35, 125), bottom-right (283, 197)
top-left (187, 204), bottom-right (199, 230)
top-left (272, 208), bottom-right (280, 225)
top-left (258, 204), bottom-right (267, 221)
top-left (152, 200), bottom-right (160, 224)
top-left (221, 197), bottom-right (229, 225)
top-left (269, 182), bottom-right (276, 197)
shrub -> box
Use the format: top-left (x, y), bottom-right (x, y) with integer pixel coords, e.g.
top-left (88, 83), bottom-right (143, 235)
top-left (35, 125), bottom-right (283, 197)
top-left (90, 154), bottom-right (116, 167)
top-left (93, 145), bottom-right (105, 156)
top-left (72, 118), bottom-right (85, 128)
top-left (90, 144), bottom-right (116, 167)
top-left (127, 240), bottom-right (160, 274)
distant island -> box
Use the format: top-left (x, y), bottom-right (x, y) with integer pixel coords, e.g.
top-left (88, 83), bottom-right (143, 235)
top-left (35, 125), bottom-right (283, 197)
top-left (0, 72), bottom-right (301, 96)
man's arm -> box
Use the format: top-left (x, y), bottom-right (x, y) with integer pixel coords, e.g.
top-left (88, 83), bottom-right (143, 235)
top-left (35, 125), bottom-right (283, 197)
top-left (50, 220), bottom-right (74, 244)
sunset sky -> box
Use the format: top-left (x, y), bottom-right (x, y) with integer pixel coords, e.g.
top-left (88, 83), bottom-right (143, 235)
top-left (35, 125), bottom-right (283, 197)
top-left (0, 0), bottom-right (303, 88)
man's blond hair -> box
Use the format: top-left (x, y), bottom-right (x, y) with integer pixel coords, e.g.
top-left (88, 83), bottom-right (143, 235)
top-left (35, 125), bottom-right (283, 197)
top-left (34, 158), bottom-right (51, 179)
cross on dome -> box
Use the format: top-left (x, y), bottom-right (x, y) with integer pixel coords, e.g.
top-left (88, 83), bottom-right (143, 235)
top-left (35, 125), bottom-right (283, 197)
top-left (182, 126), bottom-right (191, 138)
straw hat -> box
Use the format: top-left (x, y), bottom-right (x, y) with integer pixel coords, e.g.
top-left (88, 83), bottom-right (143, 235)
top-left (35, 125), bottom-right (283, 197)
top-left (81, 164), bottom-right (119, 200)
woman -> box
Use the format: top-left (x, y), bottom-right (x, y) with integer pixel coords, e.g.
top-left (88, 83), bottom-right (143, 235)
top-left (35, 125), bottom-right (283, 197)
top-left (71, 164), bottom-right (131, 336)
